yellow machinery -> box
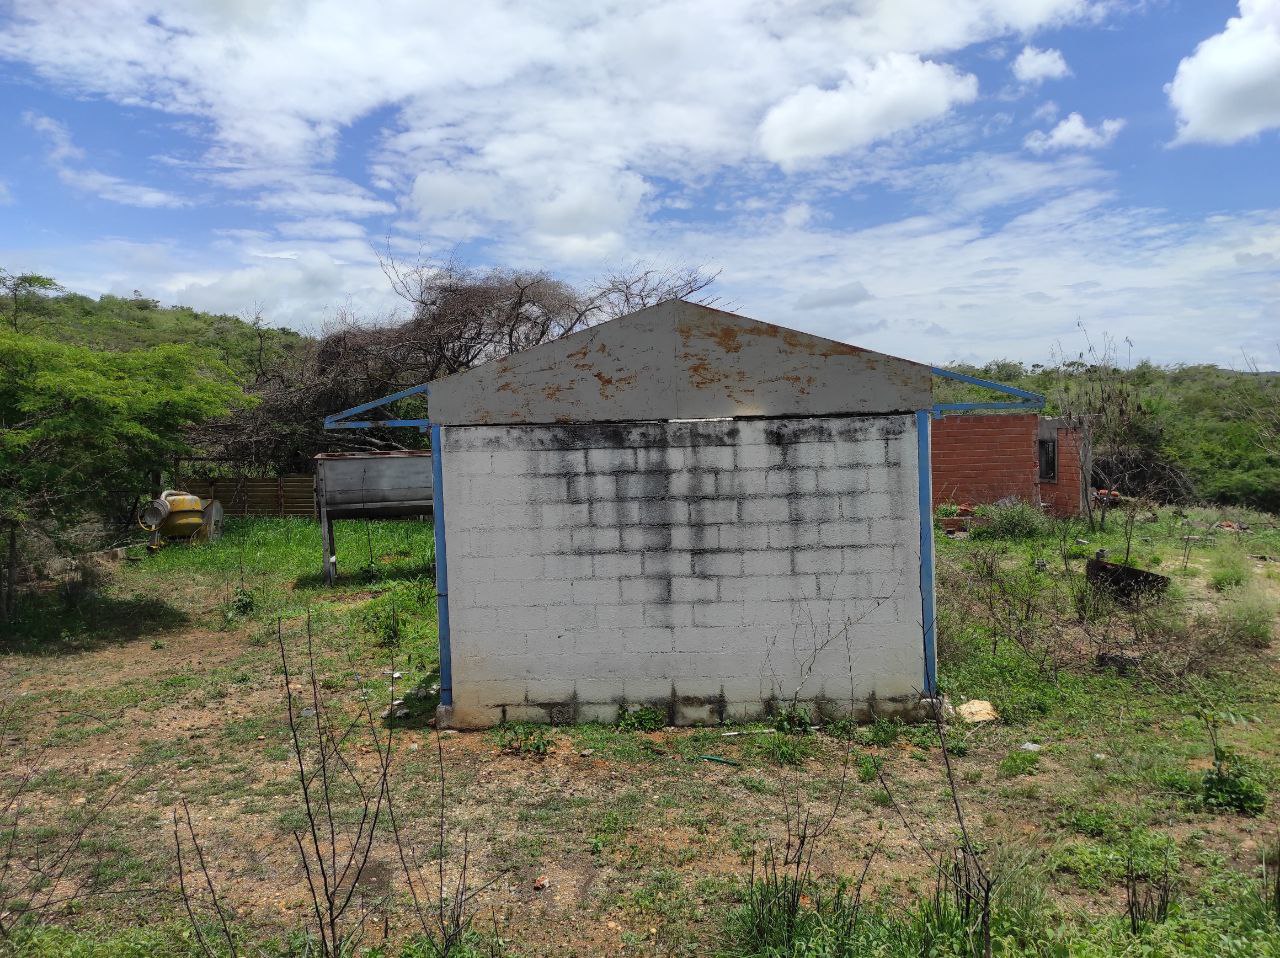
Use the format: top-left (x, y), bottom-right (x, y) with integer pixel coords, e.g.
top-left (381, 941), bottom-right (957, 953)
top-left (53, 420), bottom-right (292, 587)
top-left (140, 490), bottom-right (224, 549)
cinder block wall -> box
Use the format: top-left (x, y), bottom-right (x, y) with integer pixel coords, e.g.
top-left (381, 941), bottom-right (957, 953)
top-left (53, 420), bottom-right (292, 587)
top-left (930, 413), bottom-right (1040, 507)
top-left (441, 415), bottom-right (925, 728)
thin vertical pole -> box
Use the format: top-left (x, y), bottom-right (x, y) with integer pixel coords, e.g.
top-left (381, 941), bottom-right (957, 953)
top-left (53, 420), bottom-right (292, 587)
top-left (430, 422), bottom-right (453, 709)
top-left (916, 410), bottom-right (938, 696)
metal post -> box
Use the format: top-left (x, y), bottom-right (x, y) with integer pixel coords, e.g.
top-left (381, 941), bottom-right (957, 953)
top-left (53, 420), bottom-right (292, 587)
top-left (430, 422), bottom-right (453, 711)
top-left (915, 410), bottom-right (938, 696)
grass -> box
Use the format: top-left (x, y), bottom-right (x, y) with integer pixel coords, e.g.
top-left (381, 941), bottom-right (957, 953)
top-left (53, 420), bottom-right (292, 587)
top-left (1223, 586), bottom-right (1277, 647)
top-left (1209, 541), bottom-right (1253, 592)
top-left (3, 508), bottom-right (1280, 955)
top-left (719, 864), bottom-right (1280, 957)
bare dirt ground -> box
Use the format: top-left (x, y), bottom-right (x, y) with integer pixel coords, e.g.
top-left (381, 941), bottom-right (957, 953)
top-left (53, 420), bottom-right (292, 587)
top-left (3, 525), bottom-right (1279, 955)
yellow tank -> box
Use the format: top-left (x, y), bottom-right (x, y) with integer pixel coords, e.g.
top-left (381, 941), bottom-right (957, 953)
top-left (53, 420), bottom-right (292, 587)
top-left (160, 493), bottom-right (206, 538)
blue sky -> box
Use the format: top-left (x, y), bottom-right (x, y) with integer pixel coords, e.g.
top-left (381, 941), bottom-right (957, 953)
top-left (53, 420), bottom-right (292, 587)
top-left (0, 0), bottom-right (1277, 366)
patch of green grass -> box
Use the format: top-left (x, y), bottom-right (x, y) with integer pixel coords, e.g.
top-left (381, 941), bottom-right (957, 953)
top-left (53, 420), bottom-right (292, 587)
top-left (971, 500), bottom-right (1052, 540)
top-left (1222, 586), bottom-right (1277, 648)
top-left (741, 732), bottom-right (816, 767)
top-left (1060, 805), bottom-right (1123, 839)
top-left (569, 723), bottom-right (650, 761)
top-left (1209, 541), bottom-right (1252, 592)
top-left (998, 749), bottom-right (1041, 778)
top-left (1053, 827), bottom-right (1180, 890)
top-left (589, 792), bottom-right (643, 857)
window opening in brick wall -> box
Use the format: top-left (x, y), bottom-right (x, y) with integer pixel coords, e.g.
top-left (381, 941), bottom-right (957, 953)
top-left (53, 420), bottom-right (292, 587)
top-left (1038, 438), bottom-right (1057, 482)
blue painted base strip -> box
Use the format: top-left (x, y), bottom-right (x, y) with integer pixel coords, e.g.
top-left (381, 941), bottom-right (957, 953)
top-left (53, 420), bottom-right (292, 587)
top-left (915, 410), bottom-right (938, 697)
top-left (430, 421), bottom-right (453, 708)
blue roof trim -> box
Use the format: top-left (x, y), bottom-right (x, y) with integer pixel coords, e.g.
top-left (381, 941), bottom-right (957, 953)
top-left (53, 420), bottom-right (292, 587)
top-left (930, 366), bottom-right (1045, 418)
top-left (323, 382), bottom-right (431, 430)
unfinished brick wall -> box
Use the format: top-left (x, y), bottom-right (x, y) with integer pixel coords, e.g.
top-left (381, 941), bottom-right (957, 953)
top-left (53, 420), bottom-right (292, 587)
top-left (1039, 423), bottom-right (1085, 517)
top-left (930, 414), bottom-right (1084, 517)
top-left (441, 415), bottom-right (926, 729)
top-left (930, 413), bottom-right (1040, 507)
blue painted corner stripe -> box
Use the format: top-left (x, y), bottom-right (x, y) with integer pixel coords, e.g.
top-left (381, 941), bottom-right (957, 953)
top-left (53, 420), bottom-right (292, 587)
top-left (916, 409), bottom-right (938, 697)
top-left (430, 419), bottom-right (453, 709)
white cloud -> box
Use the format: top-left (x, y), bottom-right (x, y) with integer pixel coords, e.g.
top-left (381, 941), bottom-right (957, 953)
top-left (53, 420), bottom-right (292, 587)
top-left (758, 54), bottom-right (979, 167)
top-left (1024, 113), bottom-right (1125, 153)
top-left (1032, 100), bottom-right (1061, 123)
top-left (7, 153), bottom-right (1278, 366)
top-left (1167, 0), bottom-right (1280, 144)
top-left (648, 188), bottom-right (1280, 365)
top-left (23, 112), bottom-right (188, 208)
top-left (1012, 45), bottom-right (1072, 84)
top-left (0, 0), bottom-right (1105, 248)
top-left (795, 280), bottom-right (874, 310)
top-left (0, 181), bottom-right (11, 205)
top-left (1, 0), bottom-right (1274, 366)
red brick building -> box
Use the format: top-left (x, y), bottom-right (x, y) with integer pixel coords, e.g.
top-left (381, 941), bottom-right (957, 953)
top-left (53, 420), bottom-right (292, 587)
top-left (931, 413), bottom-right (1086, 517)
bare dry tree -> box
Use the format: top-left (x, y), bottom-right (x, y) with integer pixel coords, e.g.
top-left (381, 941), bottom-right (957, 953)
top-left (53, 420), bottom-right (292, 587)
top-left (1050, 330), bottom-right (1192, 529)
top-left (173, 798), bottom-right (239, 958)
top-left (1235, 348), bottom-right (1280, 459)
top-left (278, 613), bottom-right (393, 958)
top-left (173, 615), bottom-right (497, 956)
top-left (189, 256), bottom-right (719, 475)
top-left (386, 730), bottom-right (503, 956)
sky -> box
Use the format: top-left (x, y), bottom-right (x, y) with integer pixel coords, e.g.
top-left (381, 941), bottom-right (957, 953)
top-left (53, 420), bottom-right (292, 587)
top-left (0, 0), bottom-right (1278, 366)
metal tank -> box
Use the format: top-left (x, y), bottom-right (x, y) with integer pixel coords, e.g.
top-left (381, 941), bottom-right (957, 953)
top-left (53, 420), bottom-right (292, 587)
top-left (139, 490), bottom-right (224, 548)
top-left (313, 451), bottom-right (433, 584)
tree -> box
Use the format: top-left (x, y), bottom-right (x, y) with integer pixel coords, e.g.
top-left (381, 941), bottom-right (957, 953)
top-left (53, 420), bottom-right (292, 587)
top-left (0, 269), bottom-right (64, 333)
top-left (192, 258), bottom-right (718, 472)
top-left (0, 330), bottom-right (246, 625)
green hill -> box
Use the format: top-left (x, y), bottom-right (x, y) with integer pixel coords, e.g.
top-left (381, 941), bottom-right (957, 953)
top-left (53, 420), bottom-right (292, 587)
top-left (10, 289), bottom-right (307, 381)
top-left (4, 271), bottom-right (1276, 512)
top-left (937, 360), bottom-right (1280, 512)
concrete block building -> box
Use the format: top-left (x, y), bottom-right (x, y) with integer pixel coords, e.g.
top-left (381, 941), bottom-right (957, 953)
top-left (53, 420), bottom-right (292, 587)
top-left (423, 301), bottom-right (944, 729)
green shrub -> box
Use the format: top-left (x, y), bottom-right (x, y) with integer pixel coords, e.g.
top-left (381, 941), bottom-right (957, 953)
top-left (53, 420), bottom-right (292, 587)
top-left (1209, 542), bottom-right (1251, 591)
top-left (865, 715), bottom-right (904, 747)
top-left (823, 715), bottom-right (860, 741)
top-left (1061, 806), bottom-right (1122, 839)
top-left (356, 578), bottom-right (436, 652)
top-left (745, 733), bottom-right (815, 766)
top-left (971, 500), bottom-right (1050, 540)
top-left (935, 502), bottom-right (962, 518)
top-left (856, 754), bottom-right (881, 783)
top-left (494, 722), bottom-right (554, 757)
top-left (1202, 746), bottom-right (1267, 816)
top-left (617, 704), bottom-right (667, 732)
top-left (228, 585), bottom-right (254, 615)
top-left (772, 704), bottom-right (812, 736)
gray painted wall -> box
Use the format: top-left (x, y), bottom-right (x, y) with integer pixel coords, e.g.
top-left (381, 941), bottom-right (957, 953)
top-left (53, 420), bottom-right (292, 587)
top-left (441, 415), bottom-right (926, 728)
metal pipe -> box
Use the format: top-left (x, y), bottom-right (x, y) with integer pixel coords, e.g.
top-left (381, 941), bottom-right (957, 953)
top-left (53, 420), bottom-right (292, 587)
top-left (929, 366), bottom-right (1045, 403)
top-left (323, 382), bottom-right (432, 429)
top-left (915, 409), bottom-right (938, 697)
top-left (429, 420), bottom-right (453, 709)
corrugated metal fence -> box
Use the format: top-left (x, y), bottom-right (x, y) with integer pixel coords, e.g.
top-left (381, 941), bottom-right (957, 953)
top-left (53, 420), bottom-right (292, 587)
top-left (183, 476), bottom-right (315, 518)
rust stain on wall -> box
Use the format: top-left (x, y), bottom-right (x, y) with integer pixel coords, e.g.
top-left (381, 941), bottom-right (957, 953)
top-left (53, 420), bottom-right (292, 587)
top-left (593, 370), bottom-right (638, 399)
